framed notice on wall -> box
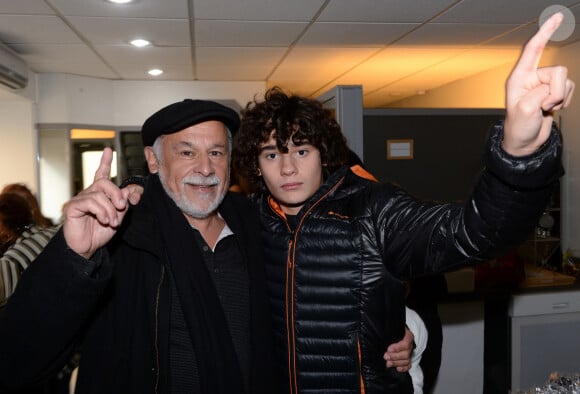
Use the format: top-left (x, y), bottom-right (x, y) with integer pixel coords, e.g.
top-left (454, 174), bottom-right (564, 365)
top-left (387, 139), bottom-right (414, 160)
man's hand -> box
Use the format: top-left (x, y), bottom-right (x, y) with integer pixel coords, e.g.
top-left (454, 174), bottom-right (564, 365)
top-left (62, 148), bottom-right (132, 259)
top-left (503, 12), bottom-right (575, 157)
top-left (383, 326), bottom-right (414, 372)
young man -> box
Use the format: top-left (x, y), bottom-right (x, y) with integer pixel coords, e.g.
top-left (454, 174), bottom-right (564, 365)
top-left (232, 13), bottom-right (573, 394)
top-left (0, 100), bottom-right (275, 393)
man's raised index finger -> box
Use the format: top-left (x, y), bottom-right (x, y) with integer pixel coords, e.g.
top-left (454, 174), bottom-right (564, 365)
top-left (520, 12), bottom-right (564, 68)
top-left (518, 12), bottom-right (564, 71)
top-left (93, 147), bottom-right (113, 182)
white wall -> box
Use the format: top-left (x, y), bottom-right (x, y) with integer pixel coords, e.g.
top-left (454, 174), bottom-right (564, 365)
top-left (433, 301), bottom-right (485, 394)
top-left (391, 63), bottom-right (512, 109)
top-left (36, 74), bottom-right (265, 127)
top-left (0, 71), bottom-right (39, 207)
top-left (390, 50), bottom-right (558, 109)
top-left (0, 98), bottom-right (37, 192)
top-left (38, 129), bottom-right (71, 223)
top-left (112, 80), bottom-right (265, 127)
top-left (36, 74), bottom-right (114, 125)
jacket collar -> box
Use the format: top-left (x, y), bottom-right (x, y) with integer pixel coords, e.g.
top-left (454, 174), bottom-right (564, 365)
top-left (263, 165), bottom-right (374, 219)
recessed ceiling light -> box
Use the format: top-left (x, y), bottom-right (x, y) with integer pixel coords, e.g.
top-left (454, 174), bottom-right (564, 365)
top-left (148, 68), bottom-right (163, 76)
top-left (107, 0), bottom-right (133, 4)
top-left (130, 39), bottom-right (150, 47)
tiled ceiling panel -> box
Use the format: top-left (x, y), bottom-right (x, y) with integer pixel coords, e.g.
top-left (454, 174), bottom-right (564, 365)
top-left (298, 22), bottom-right (421, 46)
top-left (195, 20), bottom-right (309, 47)
top-left (50, 0), bottom-right (189, 18)
top-left (0, 0), bottom-right (577, 107)
top-left (193, 0), bottom-right (326, 21)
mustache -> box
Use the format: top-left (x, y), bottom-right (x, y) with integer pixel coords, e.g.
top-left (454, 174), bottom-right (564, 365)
top-left (183, 175), bottom-right (221, 186)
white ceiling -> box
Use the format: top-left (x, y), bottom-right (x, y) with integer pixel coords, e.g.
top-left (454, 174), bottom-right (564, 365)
top-left (1, 0), bottom-right (579, 107)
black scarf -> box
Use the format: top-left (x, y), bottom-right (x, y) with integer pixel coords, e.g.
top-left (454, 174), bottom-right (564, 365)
top-left (147, 174), bottom-right (245, 394)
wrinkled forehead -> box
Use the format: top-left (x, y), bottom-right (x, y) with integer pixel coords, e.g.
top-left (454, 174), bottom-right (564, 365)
top-left (165, 120), bottom-right (229, 144)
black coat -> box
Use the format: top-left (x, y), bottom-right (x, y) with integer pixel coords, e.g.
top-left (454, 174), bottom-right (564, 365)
top-left (0, 188), bottom-right (275, 394)
top-left (255, 123), bottom-right (563, 394)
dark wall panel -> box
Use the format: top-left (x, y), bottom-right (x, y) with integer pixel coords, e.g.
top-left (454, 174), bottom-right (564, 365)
top-left (363, 109), bottom-right (504, 202)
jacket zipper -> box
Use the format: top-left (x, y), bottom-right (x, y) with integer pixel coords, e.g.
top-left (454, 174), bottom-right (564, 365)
top-left (357, 337), bottom-right (366, 394)
top-left (153, 265), bottom-right (165, 394)
top-left (282, 178), bottom-right (345, 394)
top-left (286, 239), bottom-right (295, 394)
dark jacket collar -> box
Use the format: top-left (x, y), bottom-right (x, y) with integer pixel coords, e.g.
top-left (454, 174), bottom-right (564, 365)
top-left (259, 165), bottom-right (374, 219)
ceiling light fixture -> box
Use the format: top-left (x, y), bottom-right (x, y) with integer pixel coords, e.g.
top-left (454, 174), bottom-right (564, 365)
top-left (130, 39), bottom-right (150, 47)
top-left (107, 0), bottom-right (134, 4)
top-left (148, 68), bottom-right (163, 76)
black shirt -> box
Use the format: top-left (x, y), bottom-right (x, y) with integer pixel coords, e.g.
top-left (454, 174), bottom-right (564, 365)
top-left (169, 227), bottom-right (251, 393)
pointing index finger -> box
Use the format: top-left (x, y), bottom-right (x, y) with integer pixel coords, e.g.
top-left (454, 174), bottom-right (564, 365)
top-left (93, 147), bottom-right (113, 182)
top-left (517, 12), bottom-right (564, 72)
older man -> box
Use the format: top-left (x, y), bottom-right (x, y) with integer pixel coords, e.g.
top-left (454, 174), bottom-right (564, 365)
top-left (0, 100), bottom-right (274, 394)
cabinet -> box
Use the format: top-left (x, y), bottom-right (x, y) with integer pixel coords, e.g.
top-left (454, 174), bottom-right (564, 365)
top-left (518, 181), bottom-right (561, 270)
top-left (509, 290), bottom-right (580, 391)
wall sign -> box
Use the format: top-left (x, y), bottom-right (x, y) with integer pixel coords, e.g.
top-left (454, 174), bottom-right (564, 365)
top-left (387, 139), bottom-right (414, 160)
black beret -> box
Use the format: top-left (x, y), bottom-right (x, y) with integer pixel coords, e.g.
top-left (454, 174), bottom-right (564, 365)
top-left (141, 99), bottom-right (240, 146)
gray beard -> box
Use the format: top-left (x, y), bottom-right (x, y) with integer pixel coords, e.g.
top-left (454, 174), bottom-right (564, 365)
top-left (158, 172), bottom-right (226, 219)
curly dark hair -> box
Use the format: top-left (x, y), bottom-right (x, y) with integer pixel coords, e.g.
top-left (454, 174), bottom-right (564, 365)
top-left (233, 87), bottom-right (349, 194)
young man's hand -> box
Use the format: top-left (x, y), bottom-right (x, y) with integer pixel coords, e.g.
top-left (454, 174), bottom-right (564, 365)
top-left (503, 12), bottom-right (575, 156)
top-left (383, 326), bottom-right (414, 372)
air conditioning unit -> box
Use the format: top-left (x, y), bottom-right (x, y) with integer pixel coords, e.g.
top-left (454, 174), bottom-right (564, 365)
top-left (0, 41), bottom-right (28, 90)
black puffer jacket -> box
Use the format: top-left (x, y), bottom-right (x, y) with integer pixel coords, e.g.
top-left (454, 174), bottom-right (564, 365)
top-left (254, 123), bottom-right (562, 394)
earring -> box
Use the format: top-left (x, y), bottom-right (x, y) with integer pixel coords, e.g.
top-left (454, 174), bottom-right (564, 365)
top-left (256, 168), bottom-right (262, 176)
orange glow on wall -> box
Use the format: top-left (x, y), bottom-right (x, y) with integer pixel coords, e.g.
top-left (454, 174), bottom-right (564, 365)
top-left (70, 129), bottom-right (116, 139)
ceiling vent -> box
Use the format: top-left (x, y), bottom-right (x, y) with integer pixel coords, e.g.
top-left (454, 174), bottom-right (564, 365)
top-left (0, 41), bottom-right (28, 90)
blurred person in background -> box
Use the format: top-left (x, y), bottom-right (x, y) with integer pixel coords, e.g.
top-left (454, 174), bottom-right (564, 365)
top-left (0, 191), bottom-right (58, 308)
top-left (2, 183), bottom-right (54, 227)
